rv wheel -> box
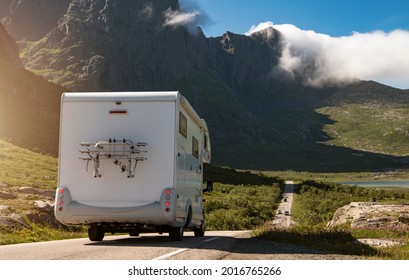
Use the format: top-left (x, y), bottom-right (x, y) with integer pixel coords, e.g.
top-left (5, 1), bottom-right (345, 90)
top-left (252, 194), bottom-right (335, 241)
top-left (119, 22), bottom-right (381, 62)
top-left (129, 231), bottom-right (140, 237)
top-left (88, 225), bottom-right (105, 241)
top-left (194, 220), bottom-right (205, 237)
top-left (169, 226), bottom-right (184, 241)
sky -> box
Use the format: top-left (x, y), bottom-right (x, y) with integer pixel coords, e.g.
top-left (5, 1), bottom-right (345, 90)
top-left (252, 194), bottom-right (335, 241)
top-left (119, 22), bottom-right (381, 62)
top-left (178, 0), bottom-right (409, 89)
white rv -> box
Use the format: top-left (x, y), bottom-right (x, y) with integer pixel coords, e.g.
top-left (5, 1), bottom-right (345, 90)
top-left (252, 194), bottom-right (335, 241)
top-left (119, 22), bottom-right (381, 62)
top-left (55, 92), bottom-right (212, 241)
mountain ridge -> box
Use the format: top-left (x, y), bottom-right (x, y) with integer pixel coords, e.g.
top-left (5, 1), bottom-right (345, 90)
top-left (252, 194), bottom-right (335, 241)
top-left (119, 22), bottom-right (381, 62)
top-left (2, 0), bottom-right (409, 171)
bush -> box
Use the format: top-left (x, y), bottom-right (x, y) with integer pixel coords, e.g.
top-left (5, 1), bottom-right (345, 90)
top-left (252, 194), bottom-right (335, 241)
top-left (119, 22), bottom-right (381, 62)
top-left (204, 183), bottom-right (281, 230)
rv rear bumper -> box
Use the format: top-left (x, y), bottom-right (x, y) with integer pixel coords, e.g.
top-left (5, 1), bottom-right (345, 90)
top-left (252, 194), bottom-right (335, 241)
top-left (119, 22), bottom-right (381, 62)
top-left (54, 187), bottom-right (180, 226)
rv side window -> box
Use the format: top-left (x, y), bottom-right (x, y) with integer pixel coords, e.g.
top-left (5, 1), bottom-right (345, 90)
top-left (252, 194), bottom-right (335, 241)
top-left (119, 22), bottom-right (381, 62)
top-left (179, 112), bottom-right (187, 138)
top-left (204, 133), bottom-right (208, 151)
top-left (192, 136), bottom-right (199, 158)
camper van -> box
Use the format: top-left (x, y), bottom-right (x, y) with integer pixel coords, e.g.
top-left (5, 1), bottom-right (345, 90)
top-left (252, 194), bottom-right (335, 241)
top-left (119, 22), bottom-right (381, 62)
top-left (55, 92), bottom-right (212, 241)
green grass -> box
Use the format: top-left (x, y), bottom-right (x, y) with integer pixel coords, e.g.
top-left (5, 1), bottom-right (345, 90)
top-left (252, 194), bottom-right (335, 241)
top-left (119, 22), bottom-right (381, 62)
top-left (0, 139), bottom-right (57, 190)
top-left (0, 223), bottom-right (85, 245)
top-left (317, 104), bottom-right (409, 156)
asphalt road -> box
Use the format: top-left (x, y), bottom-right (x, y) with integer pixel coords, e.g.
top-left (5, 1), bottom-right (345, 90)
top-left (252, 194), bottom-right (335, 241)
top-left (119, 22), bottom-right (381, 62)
top-left (0, 229), bottom-right (360, 260)
top-left (273, 181), bottom-right (294, 228)
top-left (0, 231), bottom-right (251, 260)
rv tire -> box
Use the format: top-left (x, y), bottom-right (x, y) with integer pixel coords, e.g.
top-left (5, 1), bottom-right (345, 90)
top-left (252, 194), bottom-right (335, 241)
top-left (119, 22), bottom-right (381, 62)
top-left (129, 231), bottom-right (140, 237)
top-left (169, 226), bottom-right (184, 241)
top-left (194, 220), bottom-right (205, 237)
top-left (88, 225), bottom-right (105, 241)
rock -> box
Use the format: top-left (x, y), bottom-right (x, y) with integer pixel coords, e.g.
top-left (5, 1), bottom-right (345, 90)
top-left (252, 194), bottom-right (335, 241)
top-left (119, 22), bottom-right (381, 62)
top-left (34, 200), bottom-right (54, 213)
top-left (327, 202), bottom-right (409, 229)
top-left (2, 0), bottom-right (71, 41)
top-left (0, 190), bottom-right (17, 199)
top-left (0, 213), bottom-right (29, 228)
top-left (0, 182), bottom-right (10, 188)
top-left (18, 186), bottom-right (41, 195)
top-left (41, 190), bottom-right (56, 199)
top-left (26, 200), bottom-right (60, 227)
top-left (356, 238), bottom-right (404, 248)
top-left (0, 205), bottom-right (10, 211)
top-left (18, 187), bottom-right (54, 198)
top-left (399, 214), bottom-right (409, 224)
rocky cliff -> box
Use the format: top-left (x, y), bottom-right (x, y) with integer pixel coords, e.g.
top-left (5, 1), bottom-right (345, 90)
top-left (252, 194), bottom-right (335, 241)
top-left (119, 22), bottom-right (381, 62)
top-left (1, 0), bottom-right (71, 41)
top-left (0, 23), bottom-right (62, 154)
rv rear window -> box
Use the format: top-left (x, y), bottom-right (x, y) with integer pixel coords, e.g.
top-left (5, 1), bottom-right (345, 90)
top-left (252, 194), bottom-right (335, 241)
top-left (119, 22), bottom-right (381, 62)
top-left (192, 136), bottom-right (199, 158)
top-left (179, 112), bottom-right (187, 138)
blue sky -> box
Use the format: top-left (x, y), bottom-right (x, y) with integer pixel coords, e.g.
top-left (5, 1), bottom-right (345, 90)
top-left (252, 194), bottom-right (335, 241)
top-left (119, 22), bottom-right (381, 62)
top-left (191, 0), bottom-right (409, 37)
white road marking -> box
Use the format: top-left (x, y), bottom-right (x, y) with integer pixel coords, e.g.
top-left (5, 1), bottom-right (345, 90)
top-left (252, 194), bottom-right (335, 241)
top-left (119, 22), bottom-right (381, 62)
top-left (152, 236), bottom-right (222, 260)
top-left (153, 248), bottom-right (188, 260)
top-left (203, 237), bottom-right (219, 242)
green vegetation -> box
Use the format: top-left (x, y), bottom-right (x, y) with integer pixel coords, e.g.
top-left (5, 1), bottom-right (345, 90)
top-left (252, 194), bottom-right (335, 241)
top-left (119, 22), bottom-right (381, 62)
top-left (0, 223), bottom-right (85, 245)
top-left (205, 183), bottom-right (282, 230)
top-left (317, 104), bottom-right (409, 156)
top-left (203, 164), bottom-right (284, 230)
top-left (0, 139), bottom-right (57, 190)
top-left (291, 180), bottom-right (409, 226)
top-left (254, 180), bottom-right (409, 259)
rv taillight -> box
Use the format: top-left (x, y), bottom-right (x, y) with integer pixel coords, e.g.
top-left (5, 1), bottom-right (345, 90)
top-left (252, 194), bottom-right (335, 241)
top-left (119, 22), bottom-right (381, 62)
top-left (165, 208), bottom-right (170, 212)
top-left (57, 188), bottom-right (66, 211)
top-left (165, 189), bottom-right (171, 195)
top-left (165, 201), bottom-right (170, 207)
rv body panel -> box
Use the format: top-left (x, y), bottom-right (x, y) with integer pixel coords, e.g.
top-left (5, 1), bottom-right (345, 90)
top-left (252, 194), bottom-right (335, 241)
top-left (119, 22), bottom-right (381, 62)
top-left (55, 92), bottom-right (211, 238)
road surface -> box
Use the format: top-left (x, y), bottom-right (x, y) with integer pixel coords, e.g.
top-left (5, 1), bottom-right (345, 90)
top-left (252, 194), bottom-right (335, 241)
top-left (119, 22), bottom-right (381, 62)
top-left (0, 229), bottom-right (360, 260)
top-left (273, 181), bottom-right (294, 228)
top-left (0, 231), bottom-right (250, 260)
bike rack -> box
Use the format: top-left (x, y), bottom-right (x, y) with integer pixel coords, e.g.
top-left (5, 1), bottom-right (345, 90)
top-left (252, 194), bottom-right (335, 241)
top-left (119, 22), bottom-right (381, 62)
top-left (79, 138), bottom-right (147, 178)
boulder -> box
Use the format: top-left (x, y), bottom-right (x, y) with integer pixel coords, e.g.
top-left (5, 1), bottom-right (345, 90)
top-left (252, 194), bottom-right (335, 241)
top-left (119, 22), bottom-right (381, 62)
top-left (26, 200), bottom-right (60, 227)
top-left (328, 202), bottom-right (409, 229)
top-left (0, 213), bottom-right (29, 228)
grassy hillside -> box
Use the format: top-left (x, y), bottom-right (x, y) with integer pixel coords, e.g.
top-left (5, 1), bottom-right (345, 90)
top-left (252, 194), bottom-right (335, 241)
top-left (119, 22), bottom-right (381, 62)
top-left (317, 104), bottom-right (409, 156)
top-left (0, 139), bottom-right (57, 190)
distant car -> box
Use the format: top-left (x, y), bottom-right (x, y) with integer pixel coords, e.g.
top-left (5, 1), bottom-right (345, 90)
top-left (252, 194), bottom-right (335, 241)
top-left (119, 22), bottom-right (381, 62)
top-left (284, 211), bottom-right (290, 216)
top-left (277, 209), bottom-right (282, 214)
top-left (283, 198), bottom-right (287, 202)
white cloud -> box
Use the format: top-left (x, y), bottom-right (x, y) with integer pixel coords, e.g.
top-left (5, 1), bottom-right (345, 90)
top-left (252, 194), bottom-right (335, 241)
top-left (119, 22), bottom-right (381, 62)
top-left (163, 8), bottom-right (201, 28)
top-left (247, 22), bottom-right (409, 89)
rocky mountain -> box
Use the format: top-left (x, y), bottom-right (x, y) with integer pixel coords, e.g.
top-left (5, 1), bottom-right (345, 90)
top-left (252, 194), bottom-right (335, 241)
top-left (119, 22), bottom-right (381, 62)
top-left (1, 0), bottom-right (71, 41)
top-left (2, 0), bottom-right (409, 171)
top-left (0, 23), bottom-right (62, 154)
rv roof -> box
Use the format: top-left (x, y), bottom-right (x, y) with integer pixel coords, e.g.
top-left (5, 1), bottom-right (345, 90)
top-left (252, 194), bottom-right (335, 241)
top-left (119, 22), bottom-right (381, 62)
top-left (63, 91), bottom-right (179, 102)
